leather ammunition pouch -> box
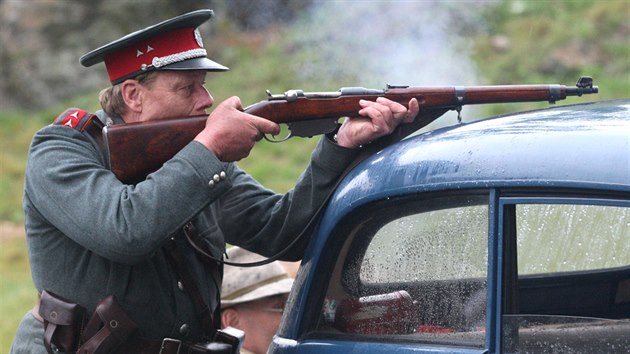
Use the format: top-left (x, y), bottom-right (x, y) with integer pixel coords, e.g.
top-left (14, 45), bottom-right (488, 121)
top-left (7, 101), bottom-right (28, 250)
top-left (39, 291), bottom-right (137, 354)
top-left (39, 290), bottom-right (87, 354)
top-left (77, 295), bottom-right (138, 353)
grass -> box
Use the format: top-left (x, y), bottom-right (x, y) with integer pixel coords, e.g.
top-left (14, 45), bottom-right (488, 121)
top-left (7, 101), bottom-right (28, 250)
top-left (0, 113), bottom-right (43, 223)
top-left (0, 234), bottom-right (35, 351)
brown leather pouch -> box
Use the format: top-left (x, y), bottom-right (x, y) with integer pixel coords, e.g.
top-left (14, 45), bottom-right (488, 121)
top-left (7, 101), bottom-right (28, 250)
top-left (78, 295), bottom-right (138, 354)
top-left (39, 290), bottom-right (87, 354)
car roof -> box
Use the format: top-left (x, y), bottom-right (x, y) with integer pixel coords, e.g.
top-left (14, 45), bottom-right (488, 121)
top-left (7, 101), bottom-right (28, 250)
top-left (328, 99), bottom-right (630, 214)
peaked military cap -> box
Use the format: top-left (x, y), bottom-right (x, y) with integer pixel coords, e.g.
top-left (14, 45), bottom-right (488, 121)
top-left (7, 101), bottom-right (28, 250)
top-left (80, 9), bottom-right (228, 85)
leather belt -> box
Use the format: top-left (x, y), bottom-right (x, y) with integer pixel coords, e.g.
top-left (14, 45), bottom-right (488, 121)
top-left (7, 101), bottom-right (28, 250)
top-left (33, 293), bottom-right (230, 353)
top-left (118, 337), bottom-right (232, 354)
top-left (117, 338), bottom-right (192, 354)
top-left (31, 293), bottom-right (44, 322)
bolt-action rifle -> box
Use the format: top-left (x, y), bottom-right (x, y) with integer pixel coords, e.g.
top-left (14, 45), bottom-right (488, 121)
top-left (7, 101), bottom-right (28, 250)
top-left (101, 76), bottom-right (598, 184)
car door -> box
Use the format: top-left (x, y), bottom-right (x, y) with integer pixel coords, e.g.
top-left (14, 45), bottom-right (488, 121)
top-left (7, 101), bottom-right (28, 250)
top-left (497, 195), bottom-right (630, 353)
top-left (273, 191), bottom-right (630, 354)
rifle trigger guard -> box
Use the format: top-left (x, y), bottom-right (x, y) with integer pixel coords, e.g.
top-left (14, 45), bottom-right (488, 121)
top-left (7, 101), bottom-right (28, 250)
top-left (263, 131), bottom-right (292, 143)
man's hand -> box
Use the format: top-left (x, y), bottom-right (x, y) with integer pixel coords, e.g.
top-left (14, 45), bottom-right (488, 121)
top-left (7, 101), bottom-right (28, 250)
top-left (195, 96), bottom-right (280, 161)
top-left (334, 97), bottom-right (419, 149)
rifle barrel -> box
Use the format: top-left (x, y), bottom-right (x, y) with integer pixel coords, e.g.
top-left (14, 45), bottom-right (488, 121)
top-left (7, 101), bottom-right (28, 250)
top-left (566, 86), bottom-right (599, 96)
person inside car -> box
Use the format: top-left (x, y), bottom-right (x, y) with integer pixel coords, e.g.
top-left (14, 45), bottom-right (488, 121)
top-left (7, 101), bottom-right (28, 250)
top-left (220, 247), bottom-right (294, 354)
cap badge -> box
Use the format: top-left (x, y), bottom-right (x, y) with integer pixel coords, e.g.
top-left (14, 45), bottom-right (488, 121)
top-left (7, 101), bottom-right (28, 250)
top-left (194, 28), bottom-right (203, 48)
top-left (136, 45), bottom-right (154, 58)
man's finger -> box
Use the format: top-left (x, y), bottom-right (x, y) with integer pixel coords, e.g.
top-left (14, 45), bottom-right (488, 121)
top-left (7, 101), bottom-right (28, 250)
top-left (375, 97), bottom-right (411, 121)
top-left (248, 114), bottom-right (281, 136)
top-left (404, 98), bottom-right (420, 123)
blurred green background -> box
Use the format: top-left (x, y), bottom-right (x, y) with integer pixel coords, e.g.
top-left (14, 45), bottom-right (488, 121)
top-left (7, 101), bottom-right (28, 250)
top-left (0, 0), bottom-right (628, 350)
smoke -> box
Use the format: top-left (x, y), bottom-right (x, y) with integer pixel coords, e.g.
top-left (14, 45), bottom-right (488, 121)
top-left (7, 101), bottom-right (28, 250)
top-left (286, 0), bottom-right (498, 124)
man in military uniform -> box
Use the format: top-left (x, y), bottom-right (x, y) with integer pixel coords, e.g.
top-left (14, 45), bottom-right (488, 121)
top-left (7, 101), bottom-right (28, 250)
top-left (10, 9), bottom-right (418, 353)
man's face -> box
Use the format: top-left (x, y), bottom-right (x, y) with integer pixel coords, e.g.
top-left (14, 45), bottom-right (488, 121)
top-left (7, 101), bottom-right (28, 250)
top-left (234, 295), bottom-right (287, 354)
top-left (137, 70), bottom-right (214, 122)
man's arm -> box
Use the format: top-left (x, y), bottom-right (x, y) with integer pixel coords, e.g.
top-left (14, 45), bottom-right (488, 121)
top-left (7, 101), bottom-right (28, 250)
top-left (211, 137), bottom-right (361, 260)
top-left (25, 125), bottom-right (231, 264)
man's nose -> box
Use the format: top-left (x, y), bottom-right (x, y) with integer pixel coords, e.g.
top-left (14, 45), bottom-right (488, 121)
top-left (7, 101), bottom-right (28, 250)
top-left (198, 86), bottom-right (214, 111)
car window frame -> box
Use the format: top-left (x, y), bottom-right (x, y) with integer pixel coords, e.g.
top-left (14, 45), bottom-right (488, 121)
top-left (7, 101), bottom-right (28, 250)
top-left (496, 195), bottom-right (630, 353)
top-left (302, 190), bottom-right (492, 350)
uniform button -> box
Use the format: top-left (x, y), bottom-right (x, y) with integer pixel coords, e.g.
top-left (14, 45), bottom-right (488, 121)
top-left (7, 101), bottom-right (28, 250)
top-left (208, 180), bottom-right (215, 188)
top-left (177, 281), bottom-right (185, 292)
top-left (179, 323), bottom-right (190, 336)
top-left (213, 174), bottom-right (221, 183)
top-left (219, 171), bottom-right (226, 180)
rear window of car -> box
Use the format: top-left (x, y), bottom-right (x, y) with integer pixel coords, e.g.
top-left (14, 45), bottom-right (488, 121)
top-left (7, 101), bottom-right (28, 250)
top-left (315, 194), bottom-right (489, 349)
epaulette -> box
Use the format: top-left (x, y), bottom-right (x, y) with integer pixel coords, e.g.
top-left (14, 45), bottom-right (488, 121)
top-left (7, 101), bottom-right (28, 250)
top-left (52, 108), bottom-right (98, 132)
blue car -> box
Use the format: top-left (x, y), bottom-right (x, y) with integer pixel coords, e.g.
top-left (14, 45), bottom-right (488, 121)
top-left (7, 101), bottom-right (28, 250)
top-left (269, 100), bottom-right (630, 354)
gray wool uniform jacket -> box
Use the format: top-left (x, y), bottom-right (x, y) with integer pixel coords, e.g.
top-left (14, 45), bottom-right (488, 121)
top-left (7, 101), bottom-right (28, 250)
top-left (11, 109), bottom-right (359, 351)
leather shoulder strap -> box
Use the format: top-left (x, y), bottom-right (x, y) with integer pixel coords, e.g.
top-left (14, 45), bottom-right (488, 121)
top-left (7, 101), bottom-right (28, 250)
top-left (163, 230), bottom-right (217, 340)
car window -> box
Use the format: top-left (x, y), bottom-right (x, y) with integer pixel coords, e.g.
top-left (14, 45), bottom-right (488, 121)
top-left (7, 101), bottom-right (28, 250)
top-left (361, 204), bottom-right (488, 283)
top-left (516, 204), bottom-right (630, 274)
top-left (315, 194), bottom-right (488, 349)
top-left (501, 201), bottom-right (630, 353)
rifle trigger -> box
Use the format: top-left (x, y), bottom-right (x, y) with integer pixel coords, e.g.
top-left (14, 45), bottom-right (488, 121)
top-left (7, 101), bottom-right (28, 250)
top-left (456, 106), bottom-right (463, 123)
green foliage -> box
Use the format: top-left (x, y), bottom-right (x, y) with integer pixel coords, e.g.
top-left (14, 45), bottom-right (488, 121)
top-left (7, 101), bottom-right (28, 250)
top-left (0, 94), bottom-right (103, 223)
top-left (471, 0), bottom-right (630, 116)
top-left (0, 113), bottom-right (43, 223)
top-left (0, 236), bottom-right (35, 351)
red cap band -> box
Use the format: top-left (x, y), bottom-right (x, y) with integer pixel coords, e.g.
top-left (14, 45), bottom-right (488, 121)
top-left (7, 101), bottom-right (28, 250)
top-left (103, 27), bottom-right (205, 83)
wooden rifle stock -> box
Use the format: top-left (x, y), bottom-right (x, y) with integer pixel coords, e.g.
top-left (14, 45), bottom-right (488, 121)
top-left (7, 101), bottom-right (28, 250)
top-left (102, 77), bottom-right (598, 183)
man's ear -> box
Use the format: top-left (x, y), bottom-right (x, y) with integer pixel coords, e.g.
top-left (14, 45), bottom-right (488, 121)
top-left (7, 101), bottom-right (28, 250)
top-left (120, 79), bottom-right (143, 114)
top-left (221, 308), bottom-right (240, 328)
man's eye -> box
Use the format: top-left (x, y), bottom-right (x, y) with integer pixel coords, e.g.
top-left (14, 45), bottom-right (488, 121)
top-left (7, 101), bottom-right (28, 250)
top-left (180, 85), bottom-right (194, 95)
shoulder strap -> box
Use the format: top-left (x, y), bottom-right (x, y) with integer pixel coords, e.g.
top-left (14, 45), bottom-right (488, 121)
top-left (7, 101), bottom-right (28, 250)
top-left (52, 108), bottom-right (98, 132)
top-left (53, 108), bottom-right (106, 156)
top-left (182, 222), bottom-right (223, 330)
top-left (163, 230), bottom-right (218, 340)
